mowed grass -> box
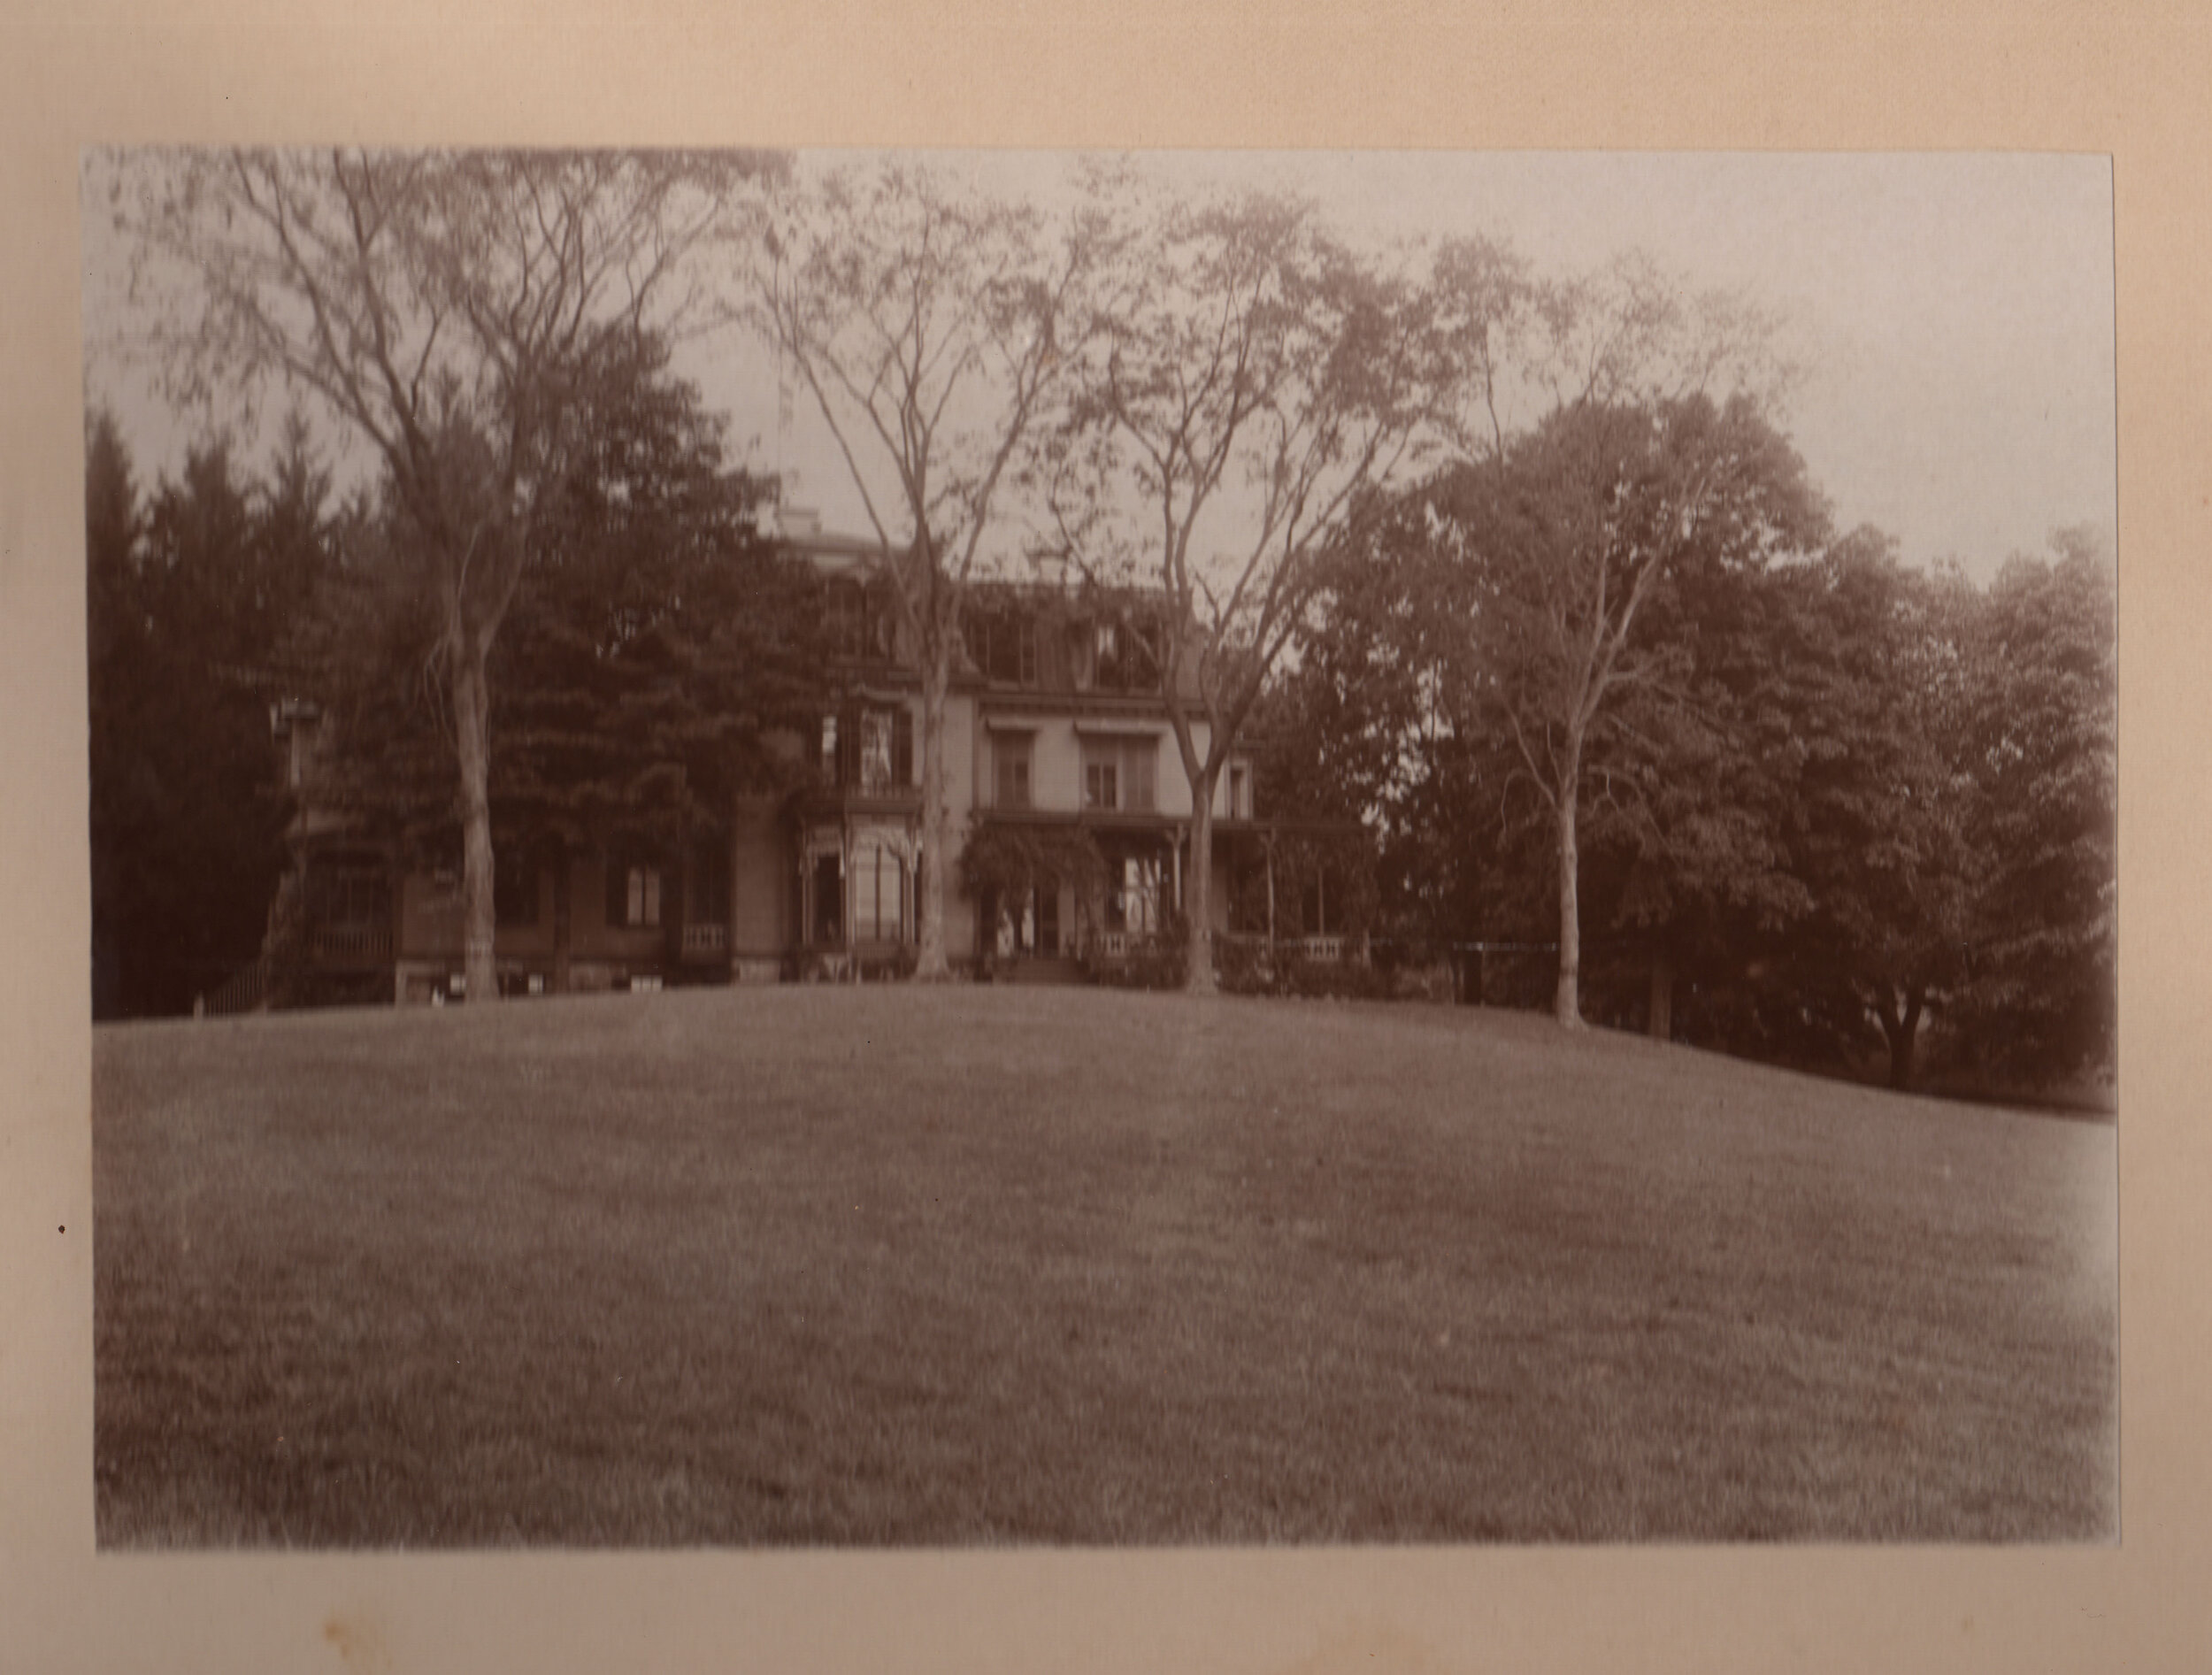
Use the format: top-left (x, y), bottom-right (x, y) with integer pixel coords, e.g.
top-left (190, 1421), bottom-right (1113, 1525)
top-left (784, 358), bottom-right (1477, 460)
top-left (93, 986), bottom-right (2116, 1546)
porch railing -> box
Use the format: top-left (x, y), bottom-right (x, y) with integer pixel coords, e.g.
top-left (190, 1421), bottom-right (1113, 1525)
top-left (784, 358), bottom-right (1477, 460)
top-left (1218, 932), bottom-right (1349, 964)
top-left (681, 921), bottom-right (730, 958)
top-left (309, 923), bottom-right (393, 964)
top-left (201, 956), bottom-right (273, 1018)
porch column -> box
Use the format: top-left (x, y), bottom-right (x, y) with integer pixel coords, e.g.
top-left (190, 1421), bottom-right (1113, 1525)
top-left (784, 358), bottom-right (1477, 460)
top-left (1264, 838), bottom-right (1277, 955)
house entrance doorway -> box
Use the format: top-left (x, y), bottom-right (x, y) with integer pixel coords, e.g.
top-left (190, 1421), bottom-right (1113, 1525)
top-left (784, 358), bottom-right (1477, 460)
top-left (994, 878), bottom-right (1061, 958)
top-left (810, 852), bottom-right (842, 946)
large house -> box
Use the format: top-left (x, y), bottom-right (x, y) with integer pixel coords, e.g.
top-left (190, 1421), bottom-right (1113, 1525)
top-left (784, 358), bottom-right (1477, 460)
top-left (257, 515), bottom-right (1357, 1008)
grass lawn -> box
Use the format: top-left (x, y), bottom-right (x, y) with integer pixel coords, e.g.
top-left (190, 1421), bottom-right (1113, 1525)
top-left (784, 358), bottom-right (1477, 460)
top-left (93, 985), bottom-right (2116, 1546)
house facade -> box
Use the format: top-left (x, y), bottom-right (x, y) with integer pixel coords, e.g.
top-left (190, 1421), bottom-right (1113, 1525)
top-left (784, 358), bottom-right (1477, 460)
top-left (264, 518), bottom-right (1353, 1008)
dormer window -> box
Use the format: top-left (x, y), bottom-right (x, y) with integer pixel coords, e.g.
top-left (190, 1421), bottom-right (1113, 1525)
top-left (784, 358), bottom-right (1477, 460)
top-left (965, 605), bottom-right (1038, 686)
top-left (1093, 614), bottom-right (1162, 693)
top-left (826, 577), bottom-right (896, 664)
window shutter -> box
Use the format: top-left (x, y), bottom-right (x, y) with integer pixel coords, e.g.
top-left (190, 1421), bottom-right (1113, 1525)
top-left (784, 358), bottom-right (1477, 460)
top-left (606, 855), bottom-right (627, 926)
top-left (894, 707), bottom-right (914, 787)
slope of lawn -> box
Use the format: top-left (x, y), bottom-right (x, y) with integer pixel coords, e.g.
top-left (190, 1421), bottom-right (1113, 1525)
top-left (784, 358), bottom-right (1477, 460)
top-left (92, 985), bottom-right (2117, 1546)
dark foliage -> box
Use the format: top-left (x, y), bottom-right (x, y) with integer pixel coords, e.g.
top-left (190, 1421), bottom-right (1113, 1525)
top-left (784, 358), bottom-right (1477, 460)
top-left (957, 823), bottom-right (1109, 906)
top-left (293, 340), bottom-right (833, 878)
top-left (1270, 424), bottom-right (2116, 1092)
top-left (87, 410), bottom-right (333, 1018)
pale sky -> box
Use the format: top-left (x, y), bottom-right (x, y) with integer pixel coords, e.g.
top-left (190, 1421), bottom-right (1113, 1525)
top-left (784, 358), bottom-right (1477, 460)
top-left (83, 150), bottom-right (2116, 583)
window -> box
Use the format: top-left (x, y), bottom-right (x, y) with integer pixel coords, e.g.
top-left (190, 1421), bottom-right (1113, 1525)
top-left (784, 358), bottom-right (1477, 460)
top-left (967, 606), bottom-right (1037, 686)
top-left (691, 835), bottom-right (732, 926)
top-left (1107, 856), bottom-right (1162, 934)
top-left (849, 839), bottom-right (910, 943)
top-left (1093, 615), bottom-right (1162, 693)
top-left (994, 733), bottom-right (1033, 811)
top-left (1081, 735), bottom-right (1156, 812)
top-left (826, 579), bottom-right (896, 664)
top-left (827, 580), bottom-right (866, 660)
top-left (826, 707), bottom-right (912, 792)
top-left (994, 879), bottom-right (1059, 956)
top-left (859, 710), bottom-right (894, 794)
top-left (606, 857), bottom-right (663, 928)
top-left (1302, 866), bottom-right (1337, 937)
top-left (495, 852), bottom-right (540, 927)
top-left (1228, 765), bottom-right (1249, 821)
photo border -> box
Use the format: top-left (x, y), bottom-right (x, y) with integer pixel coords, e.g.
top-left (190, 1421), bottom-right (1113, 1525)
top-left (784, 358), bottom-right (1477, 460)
top-left (4, 2), bottom-right (2199, 1669)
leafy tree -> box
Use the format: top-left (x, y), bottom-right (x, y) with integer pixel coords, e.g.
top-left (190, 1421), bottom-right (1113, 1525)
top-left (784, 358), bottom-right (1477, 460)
top-left (1254, 488), bottom-right (1496, 958)
top-left (1048, 180), bottom-right (1449, 994)
top-left (1753, 532), bottom-right (1976, 1086)
top-left (120, 147), bottom-right (768, 1001)
top-left (293, 339), bottom-right (831, 983)
top-left (1945, 530), bottom-right (2118, 1085)
top-left (745, 159), bottom-right (1097, 980)
top-left (1439, 392), bottom-right (1828, 1027)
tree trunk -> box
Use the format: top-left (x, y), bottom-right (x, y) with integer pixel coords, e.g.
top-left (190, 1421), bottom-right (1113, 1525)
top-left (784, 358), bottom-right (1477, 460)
top-left (1553, 739), bottom-right (1585, 1029)
top-left (450, 629), bottom-right (500, 1004)
top-left (1648, 946), bottom-right (1674, 1042)
top-left (1184, 767), bottom-right (1219, 995)
top-left (1264, 841), bottom-right (1277, 958)
top-left (1880, 987), bottom-right (1924, 1091)
top-left (912, 656), bottom-right (952, 981)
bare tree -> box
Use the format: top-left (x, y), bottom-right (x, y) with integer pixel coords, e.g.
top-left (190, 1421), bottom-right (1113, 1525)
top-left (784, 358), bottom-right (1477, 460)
top-left (741, 159), bottom-right (1097, 980)
top-left (119, 148), bottom-right (764, 1002)
top-left (1048, 180), bottom-right (1449, 994)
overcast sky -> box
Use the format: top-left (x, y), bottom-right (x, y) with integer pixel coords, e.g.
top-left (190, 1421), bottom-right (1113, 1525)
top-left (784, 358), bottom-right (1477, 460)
top-left (83, 150), bottom-right (2116, 583)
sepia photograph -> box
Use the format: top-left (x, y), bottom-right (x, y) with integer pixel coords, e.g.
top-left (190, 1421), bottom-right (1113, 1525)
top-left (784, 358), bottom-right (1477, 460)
top-left (79, 145), bottom-right (2118, 1550)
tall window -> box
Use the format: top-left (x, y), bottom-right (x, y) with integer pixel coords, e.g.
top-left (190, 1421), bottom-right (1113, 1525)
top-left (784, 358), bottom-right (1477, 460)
top-left (849, 839), bottom-right (909, 942)
top-left (1107, 856), bottom-right (1162, 934)
top-left (994, 733), bottom-right (1033, 810)
top-left (827, 579), bottom-right (866, 660)
top-left (1081, 736), bottom-right (1157, 812)
top-left (607, 857), bottom-right (662, 928)
top-left (859, 711), bottom-right (894, 794)
top-left (691, 834), bottom-right (732, 926)
top-left (1227, 765), bottom-right (1249, 820)
top-left (495, 851), bottom-right (540, 927)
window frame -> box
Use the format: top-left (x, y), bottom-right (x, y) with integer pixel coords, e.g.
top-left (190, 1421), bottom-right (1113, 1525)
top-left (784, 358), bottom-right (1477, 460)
top-left (1081, 734), bottom-right (1156, 813)
top-left (995, 731), bottom-right (1035, 811)
top-left (606, 856), bottom-right (664, 930)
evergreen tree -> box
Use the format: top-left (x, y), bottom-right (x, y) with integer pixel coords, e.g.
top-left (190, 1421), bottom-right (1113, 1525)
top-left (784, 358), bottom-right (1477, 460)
top-left (85, 413), bottom-right (328, 1017)
top-left (295, 341), bottom-right (833, 983)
